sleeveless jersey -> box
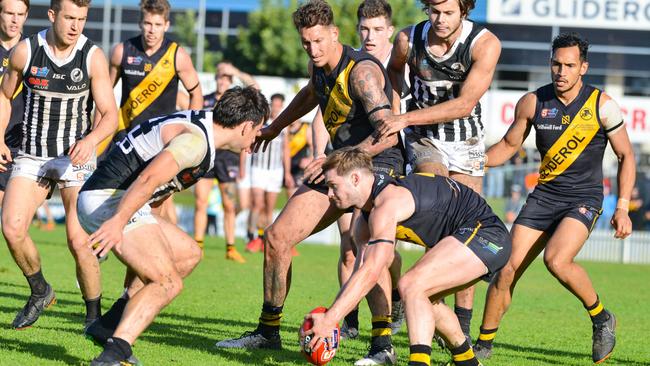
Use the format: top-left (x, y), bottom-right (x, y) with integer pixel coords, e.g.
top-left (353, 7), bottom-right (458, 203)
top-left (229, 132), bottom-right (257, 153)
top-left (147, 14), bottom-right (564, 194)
top-left (22, 30), bottom-right (94, 158)
top-left (311, 45), bottom-right (402, 164)
top-left (532, 84), bottom-right (608, 204)
top-left (365, 173), bottom-right (502, 248)
top-left (407, 20), bottom-right (487, 142)
top-left (1, 41), bottom-right (24, 151)
top-left (119, 36), bottom-right (179, 132)
top-left (289, 123), bottom-right (309, 159)
top-left (82, 110), bottom-right (215, 203)
top-left (251, 119), bottom-right (285, 171)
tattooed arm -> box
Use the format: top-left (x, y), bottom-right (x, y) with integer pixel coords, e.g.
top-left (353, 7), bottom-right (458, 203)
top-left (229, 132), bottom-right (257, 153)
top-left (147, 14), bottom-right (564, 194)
top-left (349, 60), bottom-right (398, 157)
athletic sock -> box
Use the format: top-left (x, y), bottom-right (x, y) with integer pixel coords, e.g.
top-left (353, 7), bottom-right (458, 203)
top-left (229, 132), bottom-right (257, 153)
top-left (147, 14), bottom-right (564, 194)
top-left (104, 337), bottom-right (132, 360)
top-left (101, 296), bottom-right (129, 330)
top-left (586, 296), bottom-right (609, 325)
top-left (370, 315), bottom-right (392, 349)
top-left (408, 344), bottom-right (431, 366)
top-left (344, 308), bottom-right (359, 329)
top-left (450, 339), bottom-right (479, 366)
top-left (247, 231), bottom-right (255, 241)
top-left (392, 288), bottom-right (401, 302)
top-left (454, 305), bottom-right (473, 338)
top-left (84, 295), bottom-right (102, 322)
top-left (195, 239), bottom-right (204, 250)
top-left (476, 326), bottom-right (498, 349)
top-left (226, 243), bottom-right (235, 251)
top-left (257, 228), bottom-right (265, 241)
top-left (258, 303), bottom-right (283, 338)
top-left (25, 270), bottom-right (48, 296)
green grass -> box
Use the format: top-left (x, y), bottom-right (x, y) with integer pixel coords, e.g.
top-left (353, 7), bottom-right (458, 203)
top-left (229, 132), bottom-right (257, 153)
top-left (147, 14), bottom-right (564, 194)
top-left (0, 225), bottom-right (648, 365)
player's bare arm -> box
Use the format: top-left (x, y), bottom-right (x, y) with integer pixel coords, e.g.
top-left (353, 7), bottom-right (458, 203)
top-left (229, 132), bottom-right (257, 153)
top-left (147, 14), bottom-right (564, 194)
top-left (386, 26), bottom-right (411, 114)
top-left (302, 110), bottom-right (330, 184)
top-left (377, 32), bottom-right (501, 137)
top-left (600, 92), bottom-right (636, 239)
top-left (108, 42), bottom-right (124, 87)
top-left (307, 185), bottom-right (413, 348)
top-left (70, 48), bottom-right (118, 165)
top-left (0, 41), bottom-right (27, 168)
top-left (348, 60), bottom-right (398, 156)
top-left (486, 92), bottom-right (536, 167)
top-left (175, 46), bottom-right (203, 109)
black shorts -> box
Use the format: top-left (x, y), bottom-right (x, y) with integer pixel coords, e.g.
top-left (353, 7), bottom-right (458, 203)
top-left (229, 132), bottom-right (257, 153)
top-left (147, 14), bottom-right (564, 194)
top-left (305, 155), bottom-right (404, 194)
top-left (514, 194), bottom-right (602, 234)
top-left (452, 216), bottom-right (512, 282)
top-left (204, 149), bottom-right (240, 183)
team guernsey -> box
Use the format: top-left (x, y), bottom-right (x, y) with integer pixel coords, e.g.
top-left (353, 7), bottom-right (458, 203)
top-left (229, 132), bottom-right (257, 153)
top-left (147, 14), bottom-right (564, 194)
top-left (21, 30), bottom-right (95, 157)
top-left (406, 19), bottom-right (487, 142)
top-left (312, 45), bottom-right (403, 172)
top-left (364, 173), bottom-right (510, 278)
top-left (81, 110), bottom-right (215, 202)
top-left (532, 84), bottom-right (612, 203)
top-left (1, 42), bottom-right (24, 152)
top-left (119, 36), bottom-right (179, 132)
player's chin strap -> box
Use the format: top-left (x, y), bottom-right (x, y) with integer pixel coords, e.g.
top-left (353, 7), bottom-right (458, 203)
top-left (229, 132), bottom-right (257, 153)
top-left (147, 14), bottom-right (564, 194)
top-left (368, 239), bottom-right (395, 245)
top-left (367, 104), bottom-right (391, 117)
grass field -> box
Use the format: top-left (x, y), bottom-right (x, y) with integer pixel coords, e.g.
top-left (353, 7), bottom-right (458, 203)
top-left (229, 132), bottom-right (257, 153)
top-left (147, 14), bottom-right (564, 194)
top-left (0, 226), bottom-right (649, 365)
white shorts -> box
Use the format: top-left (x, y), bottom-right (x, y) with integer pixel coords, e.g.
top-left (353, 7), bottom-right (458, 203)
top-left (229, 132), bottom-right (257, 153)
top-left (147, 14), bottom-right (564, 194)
top-left (238, 168), bottom-right (284, 193)
top-left (11, 152), bottom-right (96, 189)
top-left (404, 131), bottom-right (486, 177)
top-left (77, 189), bottom-right (158, 235)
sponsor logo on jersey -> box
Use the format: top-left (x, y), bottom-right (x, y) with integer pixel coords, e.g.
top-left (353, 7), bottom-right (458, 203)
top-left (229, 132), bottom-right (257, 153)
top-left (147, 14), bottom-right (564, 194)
top-left (478, 236), bottom-right (504, 255)
top-left (450, 62), bottom-right (466, 73)
top-left (580, 108), bottom-right (593, 120)
top-left (28, 77), bottom-right (49, 89)
top-left (539, 133), bottom-right (586, 180)
top-left (562, 115), bottom-right (571, 124)
top-left (71, 68), bottom-right (84, 83)
top-left (541, 107), bottom-right (558, 118)
top-left (124, 69), bottom-right (146, 77)
top-left (127, 56), bottom-right (143, 65)
top-left (30, 66), bottom-right (49, 77)
top-left (66, 83), bottom-right (87, 91)
top-left (53, 73), bottom-right (65, 79)
top-left (2, 57), bottom-right (8, 67)
top-left (578, 206), bottom-right (594, 221)
top-left (143, 63), bottom-right (152, 72)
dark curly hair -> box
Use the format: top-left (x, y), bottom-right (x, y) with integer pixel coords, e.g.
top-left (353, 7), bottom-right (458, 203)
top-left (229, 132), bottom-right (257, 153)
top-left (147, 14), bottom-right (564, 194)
top-left (292, 0), bottom-right (334, 30)
top-left (419, 0), bottom-right (476, 17)
top-left (552, 32), bottom-right (589, 62)
top-left (213, 86), bottom-right (269, 129)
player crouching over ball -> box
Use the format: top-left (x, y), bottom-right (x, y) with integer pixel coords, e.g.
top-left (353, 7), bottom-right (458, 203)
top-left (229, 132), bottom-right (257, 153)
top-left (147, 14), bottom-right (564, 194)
top-left (304, 147), bottom-right (511, 366)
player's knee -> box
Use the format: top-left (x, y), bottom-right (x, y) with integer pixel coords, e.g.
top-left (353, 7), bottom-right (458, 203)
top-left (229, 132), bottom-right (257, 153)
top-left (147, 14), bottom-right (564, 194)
top-left (194, 198), bottom-right (208, 213)
top-left (162, 273), bottom-right (184, 301)
top-left (543, 255), bottom-right (569, 276)
top-left (222, 201), bottom-right (236, 215)
top-left (397, 274), bottom-right (418, 299)
top-left (1, 215), bottom-right (29, 243)
top-left (497, 262), bottom-right (517, 286)
top-left (265, 225), bottom-right (291, 255)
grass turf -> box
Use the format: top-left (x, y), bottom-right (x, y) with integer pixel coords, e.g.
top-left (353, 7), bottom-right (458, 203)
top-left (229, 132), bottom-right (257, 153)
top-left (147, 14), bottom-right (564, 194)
top-left (0, 225), bottom-right (648, 365)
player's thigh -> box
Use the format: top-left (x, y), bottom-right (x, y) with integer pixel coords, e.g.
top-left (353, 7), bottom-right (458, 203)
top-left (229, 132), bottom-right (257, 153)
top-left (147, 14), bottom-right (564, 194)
top-left (544, 217), bottom-right (589, 264)
top-left (403, 236), bottom-right (486, 296)
top-left (59, 185), bottom-right (89, 239)
top-left (269, 184), bottom-right (343, 243)
top-left (450, 172), bottom-right (483, 194)
top-left (251, 188), bottom-right (265, 210)
top-left (1, 177), bottom-right (49, 230)
top-left (156, 216), bottom-right (202, 264)
top-left (194, 178), bottom-right (213, 202)
top-left (116, 224), bottom-right (178, 283)
top-left (219, 182), bottom-right (237, 210)
top-left (508, 224), bottom-right (547, 270)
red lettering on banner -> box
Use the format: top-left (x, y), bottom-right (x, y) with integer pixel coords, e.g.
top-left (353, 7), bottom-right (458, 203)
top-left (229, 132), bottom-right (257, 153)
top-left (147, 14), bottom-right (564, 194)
top-left (501, 102), bottom-right (515, 124)
top-left (622, 107), bottom-right (648, 132)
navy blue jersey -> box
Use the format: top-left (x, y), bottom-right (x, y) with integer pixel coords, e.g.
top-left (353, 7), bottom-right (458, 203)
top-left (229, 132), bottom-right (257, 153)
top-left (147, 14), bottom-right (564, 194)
top-left (0, 41), bottom-right (24, 152)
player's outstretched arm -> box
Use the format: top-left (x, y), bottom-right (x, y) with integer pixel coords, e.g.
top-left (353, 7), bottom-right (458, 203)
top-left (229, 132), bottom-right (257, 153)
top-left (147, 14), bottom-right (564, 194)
top-left (386, 26), bottom-right (411, 114)
top-left (0, 41), bottom-right (27, 170)
top-left (70, 48), bottom-right (118, 165)
top-left (348, 60), bottom-right (399, 156)
top-left (176, 46), bottom-right (203, 109)
top-left (600, 93), bottom-right (635, 238)
top-left (486, 91), bottom-right (536, 167)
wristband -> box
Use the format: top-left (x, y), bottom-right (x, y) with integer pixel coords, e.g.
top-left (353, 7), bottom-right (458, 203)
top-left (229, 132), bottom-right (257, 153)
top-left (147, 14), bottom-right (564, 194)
top-left (616, 198), bottom-right (629, 212)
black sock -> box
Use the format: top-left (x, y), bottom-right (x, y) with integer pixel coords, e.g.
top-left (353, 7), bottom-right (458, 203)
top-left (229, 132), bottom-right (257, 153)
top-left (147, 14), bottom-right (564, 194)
top-left (371, 315), bottom-right (392, 349)
top-left (247, 231), bottom-right (254, 241)
top-left (226, 243), bottom-right (235, 251)
top-left (84, 295), bottom-right (102, 322)
top-left (25, 270), bottom-right (48, 296)
top-left (454, 305), bottom-right (473, 338)
top-left (257, 303), bottom-right (283, 337)
top-left (258, 229), bottom-right (265, 241)
top-left (408, 344), bottom-right (431, 366)
top-left (344, 308), bottom-right (359, 329)
top-left (586, 297), bottom-right (609, 325)
top-left (104, 337), bottom-right (132, 360)
top-left (450, 339), bottom-right (479, 366)
top-left (476, 326), bottom-right (498, 349)
top-left (392, 288), bottom-right (401, 302)
top-left (101, 297), bottom-right (128, 330)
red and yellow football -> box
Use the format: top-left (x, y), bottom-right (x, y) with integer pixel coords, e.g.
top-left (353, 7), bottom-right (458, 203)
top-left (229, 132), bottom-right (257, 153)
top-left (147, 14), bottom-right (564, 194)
top-left (299, 307), bottom-right (340, 366)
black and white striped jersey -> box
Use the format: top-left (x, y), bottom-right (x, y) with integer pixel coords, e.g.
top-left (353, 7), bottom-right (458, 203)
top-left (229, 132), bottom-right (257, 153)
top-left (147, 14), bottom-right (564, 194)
top-left (406, 20), bottom-right (487, 142)
top-left (81, 110), bottom-right (216, 203)
top-left (251, 119), bottom-right (284, 171)
top-left (21, 29), bottom-right (95, 157)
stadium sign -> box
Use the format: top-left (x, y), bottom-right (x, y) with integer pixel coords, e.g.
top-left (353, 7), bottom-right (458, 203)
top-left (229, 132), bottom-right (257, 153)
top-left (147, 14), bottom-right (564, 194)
top-left (488, 0), bottom-right (650, 30)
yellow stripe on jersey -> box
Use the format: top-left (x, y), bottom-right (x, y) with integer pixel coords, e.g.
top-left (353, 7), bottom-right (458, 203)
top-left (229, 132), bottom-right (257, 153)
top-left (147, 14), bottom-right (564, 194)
top-left (289, 123), bottom-right (308, 157)
top-left (538, 89), bottom-right (601, 184)
top-left (12, 83), bottom-right (22, 99)
top-left (118, 42), bottom-right (178, 131)
top-left (396, 225), bottom-right (426, 247)
top-left (322, 61), bottom-right (355, 140)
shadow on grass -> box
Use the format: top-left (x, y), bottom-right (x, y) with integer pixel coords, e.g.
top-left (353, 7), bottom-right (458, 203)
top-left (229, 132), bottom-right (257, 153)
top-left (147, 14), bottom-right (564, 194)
top-left (497, 342), bottom-right (640, 365)
top-left (0, 280), bottom-right (86, 297)
top-left (0, 334), bottom-right (84, 364)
